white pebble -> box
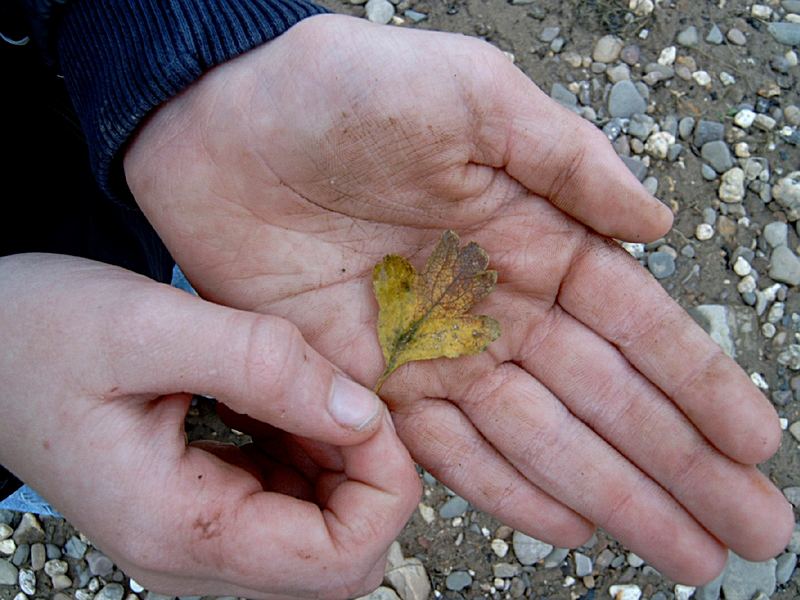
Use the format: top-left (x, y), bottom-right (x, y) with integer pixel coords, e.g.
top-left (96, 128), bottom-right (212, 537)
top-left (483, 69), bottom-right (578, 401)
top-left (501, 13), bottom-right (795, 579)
top-left (658, 46), bottom-right (677, 66)
top-left (12, 594), bottom-right (26, 600)
top-left (627, 552), bottom-right (645, 567)
top-left (451, 517), bottom-right (462, 527)
top-left (563, 575), bottom-right (576, 587)
top-left (738, 275), bottom-right (757, 294)
top-left (751, 4), bottom-right (773, 19)
top-left (692, 70), bottom-right (712, 86)
top-left (621, 242), bottom-right (646, 258)
top-left (0, 539), bottom-right (15, 555)
top-left (674, 584), bottom-right (696, 600)
top-left (418, 503), bottom-right (435, 524)
top-left (750, 372), bottom-right (769, 390)
top-left (0, 524), bottom-right (12, 541)
top-left (734, 109), bottom-right (756, 129)
top-left (129, 579), bottom-right (145, 593)
top-left (762, 322), bottom-right (777, 338)
top-left (695, 223), bottom-right (714, 240)
top-left (734, 142), bottom-right (751, 158)
top-left (733, 257), bottom-right (752, 276)
top-left (787, 51), bottom-right (799, 67)
top-left (609, 584), bottom-right (642, 600)
top-left (629, 0), bottom-right (654, 16)
top-left (491, 538), bottom-right (509, 558)
top-left (780, 418), bottom-right (788, 430)
top-left (720, 72), bottom-right (736, 86)
top-left (645, 131), bottom-right (675, 160)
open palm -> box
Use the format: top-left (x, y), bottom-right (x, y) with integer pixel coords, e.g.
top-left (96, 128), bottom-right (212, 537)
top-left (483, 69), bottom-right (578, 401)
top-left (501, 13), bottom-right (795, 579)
top-left (126, 14), bottom-right (791, 584)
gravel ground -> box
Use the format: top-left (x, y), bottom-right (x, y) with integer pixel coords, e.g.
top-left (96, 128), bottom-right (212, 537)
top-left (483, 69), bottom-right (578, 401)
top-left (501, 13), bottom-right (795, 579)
top-left (2, 1), bottom-right (799, 599)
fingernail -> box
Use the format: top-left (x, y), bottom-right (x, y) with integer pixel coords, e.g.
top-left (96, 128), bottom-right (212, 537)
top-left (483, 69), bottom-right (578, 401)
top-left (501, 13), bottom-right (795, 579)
top-left (329, 374), bottom-right (381, 431)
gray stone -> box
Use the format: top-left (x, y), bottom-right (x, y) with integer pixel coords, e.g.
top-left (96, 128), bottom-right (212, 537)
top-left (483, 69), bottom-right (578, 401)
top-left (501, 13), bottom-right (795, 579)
top-left (774, 173), bottom-right (800, 217)
top-left (689, 305), bottom-right (736, 357)
top-left (0, 559), bottom-right (18, 585)
top-left (776, 552), bottom-right (797, 584)
top-left (64, 536), bottom-right (87, 559)
top-left (603, 118), bottom-right (624, 141)
top-left (12, 513), bottom-right (44, 545)
top-left (770, 246), bottom-right (800, 285)
top-left (539, 26), bottom-right (560, 42)
top-left (18, 568), bottom-right (35, 595)
top-left (677, 26), bottom-right (699, 47)
top-left (702, 164), bottom-right (718, 181)
top-left (86, 550), bottom-right (114, 577)
top-left (727, 28), bottom-right (747, 46)
top-left (493, 562), bottom-right (520, 578)
top-left (365, 0), bottom-right (394, 24)
top-left (439, 495), bottom-right (469, 518)
top-left (607, 64), bottom-right (631, 83)
top-left (445, 570), bottom-right (472, 591)
top-left (667, 143), bottom-right (684, 161)
top-left (0, 512), bottom-right (12, 526)
top-left (693, 120), bottom-right (725, 147)
top-left (30, 543), bottom-right (45, 571)
top-left (769, 22), bottom-right (800, 46)
top-left (788, 523), bottom-right (800, 553)
top-left (764, 222), bottom-right (789, 248)
top-left (384, 557), bottom-right (431, 600)
top-left (96, 583), bottom-right (126, 600)
top-left (786, 105), bottom-right (800, 126)
top-left (620, 44), bottom-right (640, 65)
top-left (707, 24), bottom-right (724, 44)
top-left (681, 244), bottom-right (696, 258)
top-left (719, 168), bottom-right (745, 203)
top-left (679, 116), bottom-right (695, 140)
top-left (11, 543), bottom-right (28, 567)
top-left (701, 141), bottom-right (734, 173)
top-left (784, 0), bottom-right (800, 13)
top-left (643, 176), bottom-right (658, 195)
top-left (621, 156), bottom-right (648, 181)
top-left (46, 544), bottom-right (61, 560)
top-left (647, 252), bottom-right (676, 279)
top-left (628, 114), bottom-right (655, 140)
top-left (574, 552), bottom-right (593, 577)
top-left (512, 531), bottom-right (553, 565)
top-left (696, 569), bottom-right (724, 600)
top-left (550, 83), bottom-right (578, 107)
top-left (608, 80), bottom-right (647, 118)
top-left (543, 547), bottom-right (571, 568)
top-left (52, 574), bottom-right (72, 591)
top-left (593, 35), bottom-right (623, 63)
top-left (784, 486), bottom-right (800, 506)
top-left (72, 563), bottom-right (90, 588)
top-left (44, 559), bottom-right (68, 577)
top-left (403, 9), bottom-right (427, 22)
top-left (550, 37), bottom-right (565, 53)
top-left (721, 552), bottom-right (776, 600)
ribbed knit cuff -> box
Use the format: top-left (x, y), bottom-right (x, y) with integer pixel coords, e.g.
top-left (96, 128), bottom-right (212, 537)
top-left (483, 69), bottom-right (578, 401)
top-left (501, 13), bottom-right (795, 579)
top-left (57, 0), bottom-right (328, 202)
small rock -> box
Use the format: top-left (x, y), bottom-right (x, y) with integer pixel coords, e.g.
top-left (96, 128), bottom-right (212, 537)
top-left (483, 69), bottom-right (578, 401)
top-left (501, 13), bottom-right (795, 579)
top-left (403, 9), bottom-right (426, 22)
top-left (357, 587), bottom-right (402, 600)
top-left (512, 531), bottom-right (553, 565)
top-left (647, 252), bottom-right (676, 279)
top-left (674, 585), bottom-right (696, 600)
top-left (628, 113), bottom-right (656, 140)
top-left (12, 514), bottom-right (44, 545)
top-left (30, 543), bottom-right (45, 571)
top-left (11, 544), bottom-right (28, 567)
top-left (44, 559), bottom-right (68, 577)
top-left (643, 176), bottom-right (658, 195)
top-left (701, 141), bottom-right (734, 173)
top-left (752, 4), bottom-right (773, 19)
top-left (694, 120), bottom-right (725, 147)
top-left (754, 114), bottom-right (777, 131)
top-left (609, 584), bottom-right (642, 600)
top-left (707, 24), bottom-right (724, 44)
top-left (733, 257), bottom-right (752, 276)
top-left (774, 172), bottom-right (800, 216)
top-left (786, 105), bottom-right (800, 126)
top-left (692, 70), bottom-right (712, 86)
top-left (0, 524), bottom-right (11, 541)
top-left (768, 22), bottom-right (800, 46)
top-left (763, 222), bottom-right (789, 248)
top-left (491, 538), bottom-right (509, 558)
top-left (721, 552), bottom-right (776, 600)
top-left (86, 551), bottom-right (114, 577)
top-left (733, 109), bottom-right (756, 129)
top-left (608, 80), bottom-right (647, 118)
top-left (681, 244), bottom-right (696, 258)
top-left (0, 559), bottom-right (18, 585)
top-left (0, 539), bottom-right (14, 556)
top-left (621, 156), bottom-right (648, 181)
top-left (493, 562), bottom-right (520, 578)
top-left (727, 28), bottom-right (747, 46)
top-left (696, 223), bottom-right (715, 241)
top-left (46, 544), bottom-right (62, 560)
top-left (52, 574), bottom-right (72, 591)
top-left (658, 46), bottom-right (677, 66)
top-left (607, 64), bottom-right (631, 83)
top-left (95, 583), bottom-right (126, 600)
top-left (593, 35), bottom-right (623, 63)
top-left (365, 0), bottom-right (394, 24)
top-left (384, 557), bottom-right (431, 600)
top-left (543, 547), bottom-right (571, 568)
top-left (627, 552), bottom-right (645, 568)
top-left (539, 26), bottom-right (560, 42)
top-left (645, 131), bottom-right (675, 160)
top-left (550, 83), bottom-right (578, 107)
top-left (18, 568), bottom-right (36, 595)
top-left (790, 420), bottom-right (800, 440)
top-left (62, 536), bottom-right (87, 560)
top-left (629, 0), bottom-right (654, 16)
top-left (776, 552), bottom-right (797, 584)
top-left (719, 168), bottom-right (745, 203)
top-left (689, 305), bottom-right (736, 357)
top-left (574, 552), bottom-right (593, 577)
top-left (770, 246), bottom-right (800, 285)
top-left (417, 503), bottom-right (435, 524)
top-left (439, 495), bottom-right (468, 518)
top-left (445, 570), bottom-right (472, 591)
top-left (677, 26), bottom-right (699, 47)
top-left (679, 116), bottom-right (696, 140)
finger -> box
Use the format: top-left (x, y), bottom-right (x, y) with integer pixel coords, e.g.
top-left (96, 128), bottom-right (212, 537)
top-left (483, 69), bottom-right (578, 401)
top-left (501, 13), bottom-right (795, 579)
top-left (391, 397), bottom-right (594, 547)
top-left (172, 409), bottom-right (419, 597)
top-left (518, 306), bottom-right (794, 560)
top-left (104, 282), bottom-right (384, 446)
top-left (457, 362), bottom-right (727, 585)
top-left (558, 236), bottom-right (782, 465)
top-left (471, 54), bottom-right (673, 242)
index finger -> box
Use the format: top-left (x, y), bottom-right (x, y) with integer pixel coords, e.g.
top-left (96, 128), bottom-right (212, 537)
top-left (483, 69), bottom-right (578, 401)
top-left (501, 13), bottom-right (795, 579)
top-left (558, 235), bottom-right (781, 465)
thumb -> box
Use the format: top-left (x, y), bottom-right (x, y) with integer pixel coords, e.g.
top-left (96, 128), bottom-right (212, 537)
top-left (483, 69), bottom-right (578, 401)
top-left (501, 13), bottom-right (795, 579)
top-left (475, 55), bottom-right (673, 243)
top-left (111, 282), bottom-right (384, 446)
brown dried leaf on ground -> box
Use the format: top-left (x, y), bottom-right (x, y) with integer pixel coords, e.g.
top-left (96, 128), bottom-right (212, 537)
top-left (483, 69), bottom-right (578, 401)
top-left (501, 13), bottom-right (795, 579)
top-left (372, 230), bottom-right (501, 392)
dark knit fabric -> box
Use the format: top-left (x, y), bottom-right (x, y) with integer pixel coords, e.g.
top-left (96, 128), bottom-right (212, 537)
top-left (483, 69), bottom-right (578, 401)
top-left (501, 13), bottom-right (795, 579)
top-left (52, 0), bottom-right (327, 201)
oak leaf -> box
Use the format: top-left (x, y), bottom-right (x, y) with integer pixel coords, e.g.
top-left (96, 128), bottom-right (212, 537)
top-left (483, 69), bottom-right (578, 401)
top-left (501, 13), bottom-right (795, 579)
top-left (372, 230), bottom-right (501, 392)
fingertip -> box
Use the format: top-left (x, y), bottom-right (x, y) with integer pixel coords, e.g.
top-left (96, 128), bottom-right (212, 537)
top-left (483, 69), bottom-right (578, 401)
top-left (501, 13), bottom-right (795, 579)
top-left (328, 373), bottom-right (384, 435)
top-left (735, 494), bottom-right (795, 562)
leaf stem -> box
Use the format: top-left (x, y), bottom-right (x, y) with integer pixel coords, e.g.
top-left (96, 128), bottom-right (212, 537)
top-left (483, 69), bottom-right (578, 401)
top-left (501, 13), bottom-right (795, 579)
top-left (373, 367), bottom-right (393, 394)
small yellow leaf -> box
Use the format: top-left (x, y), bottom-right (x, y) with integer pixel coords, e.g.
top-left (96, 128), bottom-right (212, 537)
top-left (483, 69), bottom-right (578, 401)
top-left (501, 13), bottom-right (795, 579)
top-left (372, 230), bottom-right (501, 392)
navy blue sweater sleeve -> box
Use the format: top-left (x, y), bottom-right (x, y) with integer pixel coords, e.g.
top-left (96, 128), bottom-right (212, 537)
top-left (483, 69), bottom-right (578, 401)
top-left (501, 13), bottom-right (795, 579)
top-left (23, 0), bottom-right (328, 201)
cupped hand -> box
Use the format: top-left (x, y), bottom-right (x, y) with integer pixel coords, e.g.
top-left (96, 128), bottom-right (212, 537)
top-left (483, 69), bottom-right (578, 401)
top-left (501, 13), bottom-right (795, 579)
top-left (125, 14), bottom-right (793, 584)
top-left (0, 253), bottom-right (420, 599)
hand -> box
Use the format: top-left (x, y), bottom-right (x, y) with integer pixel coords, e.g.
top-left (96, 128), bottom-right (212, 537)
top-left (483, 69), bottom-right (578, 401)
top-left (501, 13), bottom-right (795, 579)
top-left (0, 253), bottom-right (419, 599)
top-left (125, 14), bottom-right (792, 584)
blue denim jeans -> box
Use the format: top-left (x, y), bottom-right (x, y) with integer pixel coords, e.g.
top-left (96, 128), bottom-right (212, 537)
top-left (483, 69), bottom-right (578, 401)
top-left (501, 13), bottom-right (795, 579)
top-left (0, 266), bottom-right (196, 516)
